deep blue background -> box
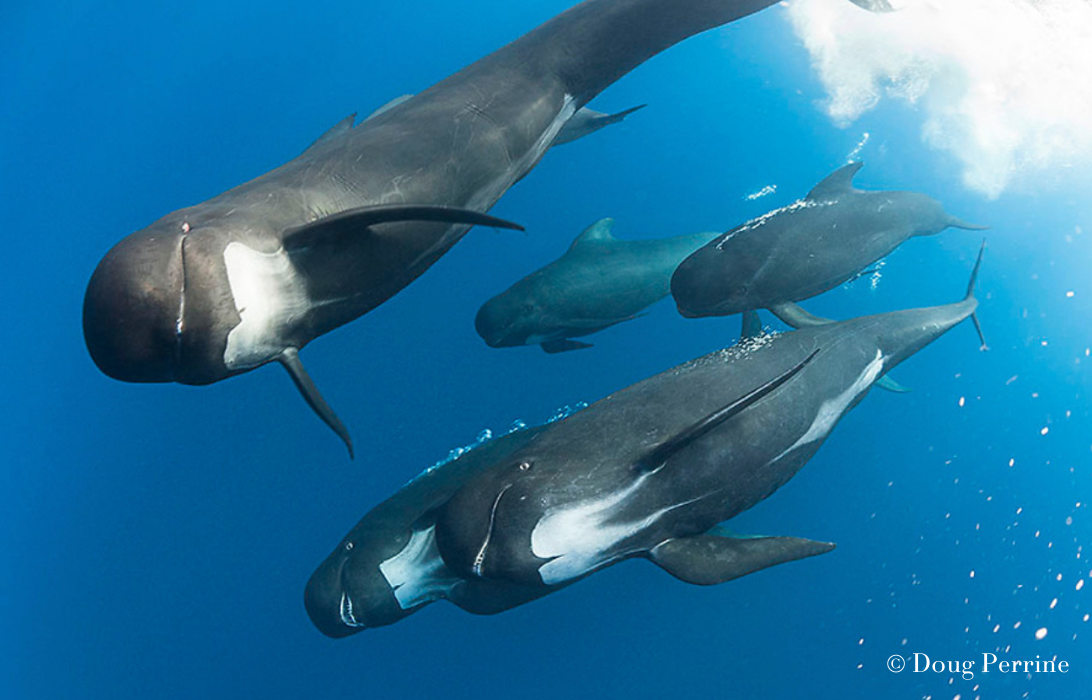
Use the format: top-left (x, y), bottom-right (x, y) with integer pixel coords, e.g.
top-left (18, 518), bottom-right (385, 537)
top-left (3, 1), bottom-right (1089, 697)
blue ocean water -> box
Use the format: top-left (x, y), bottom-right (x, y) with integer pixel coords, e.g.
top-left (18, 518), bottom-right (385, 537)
top-left (3, 1), bottom-right (1090, 698)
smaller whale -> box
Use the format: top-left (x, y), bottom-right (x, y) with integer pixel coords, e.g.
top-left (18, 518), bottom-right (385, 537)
top-left (476, 218), bottom-right (717, 353)
top-left (670, 162), bottom-right (986, 330)
top-left (304, 424), bottom-right (564, 637)
top-left (434, 244), bottom-right (984, 592)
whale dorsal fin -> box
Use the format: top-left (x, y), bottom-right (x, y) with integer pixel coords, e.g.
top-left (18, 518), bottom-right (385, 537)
top-left (805, 162), bottom-right (865, 201)
top-left (567, 218), bottom-right (616, 251)
top-left (302, 114), bottom-right (357, 155)
top-left (633, 349), bottom-right (819, 473)
top-left (553, 104), bottom-right (646, 147)
top-left (649, 533), bottom-right (835, 586)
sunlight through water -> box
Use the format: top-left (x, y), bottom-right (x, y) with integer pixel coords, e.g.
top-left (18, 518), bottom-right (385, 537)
top-left (787, 0), bottom-right (1092, 197)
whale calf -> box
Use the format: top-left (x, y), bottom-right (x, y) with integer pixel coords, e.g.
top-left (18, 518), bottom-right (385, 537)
top-left (670, 162), bottom-right (986, 330)
top-left (476, 218), bottom-right (718, 353)
top-left (304, 425), bottom-right (563, 636)
top-left (434, 245), bottom-right (984, 591)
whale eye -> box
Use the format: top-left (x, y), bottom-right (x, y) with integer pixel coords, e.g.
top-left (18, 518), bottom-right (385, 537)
top-left (518, 460), bottom-right (533, 472)
top-left (735, 285), bottom-right (748, 296)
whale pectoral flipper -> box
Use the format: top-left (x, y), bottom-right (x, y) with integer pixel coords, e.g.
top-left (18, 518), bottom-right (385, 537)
top-left (634, 349), bottom-right (819, 473)
top-left (740, 310), bottom-right (763, 340)
top-left (278, 348), bottom-right (354, 459)
top-left (649, 534), bottom-right (836, 586)
top-left (875, 375), bottom-right (912, 393)
top-left (541, 339), bottom-right (594, 354)
top-left (767, 302), bottom-right (835, 329)
top-left (282, 205), bottom-right (525, 252)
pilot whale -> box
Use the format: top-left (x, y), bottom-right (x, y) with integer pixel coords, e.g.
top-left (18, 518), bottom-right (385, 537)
top-left (670, 162), bottom-right (986, 329)
top-left (83, 0), bottom-right (888, 457)
top-left (476, 218), bottom-right (718, 353)
top-left (304, 425), bottom-right (563, 637)
top-left (306, 245), bottom-right (985, 632)
top-left (434, 245), bottom-right (984, 591)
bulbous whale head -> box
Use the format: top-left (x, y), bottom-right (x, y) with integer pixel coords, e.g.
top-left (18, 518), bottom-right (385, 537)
top-left (474, 292), bottom-right (539, 348)
top-left (84, 214), bottom-right (242, 387)
top-left (83, 228), bottom-right (186, 383)
top-left (435, 454), bottom-right (553, 585)
top-left (671, 239), bottom-right (766, 318)
top-left (304, 541), bottom-right (410, 637)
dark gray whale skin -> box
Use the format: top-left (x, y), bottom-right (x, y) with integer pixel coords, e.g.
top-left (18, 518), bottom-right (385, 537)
top-left (434, 253), bottom-right (982, 591)
top-left (476, 218), bottom-right (718, 353)
top-left (670, 162), bottom-right (986, 321)
top-left (306, 248), bottom-right (981, 634)
top-left (304, 425), bottom-right (562, 637)
top-left (84, 0), bottom-right (887, 455)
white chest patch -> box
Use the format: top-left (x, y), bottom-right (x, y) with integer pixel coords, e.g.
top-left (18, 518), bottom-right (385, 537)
top-left (773, 349), bottom-right (886, 463)
top-left (378, 525), bottom-right (460, 610)
top-left (222, 242), bottom-right (311, 369)
top-left (531, 473), bottom-right (687, 586)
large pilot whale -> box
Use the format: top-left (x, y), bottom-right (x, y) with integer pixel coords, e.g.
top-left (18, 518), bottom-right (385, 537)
top-left (476, 218), bottom-right (718, 353)
top-left (304, 247), bottom-right (984, 634)
top-left (83, 0), bottom-right (887, 457)
top-left (670, 162), bottom-right (986, 329)
top-left (433, 245), bottom-right (984, 591)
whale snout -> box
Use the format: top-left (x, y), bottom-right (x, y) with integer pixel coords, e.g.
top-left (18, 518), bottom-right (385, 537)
top-left (83, 231), bottom-right (185, 383)
top-left (474, 297), bottom-right (530, 348)
top-left (303, 553), bottom-right (364, 638)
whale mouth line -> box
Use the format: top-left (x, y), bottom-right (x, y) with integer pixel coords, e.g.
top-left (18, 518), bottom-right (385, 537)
top-left (472, 483), bottom-right (513, 578)
top-left (173, 233), bottom-right (189, 379)
top-left (336, 557), bottom-right (366, 628)
top-left (338, 589), bottom-right (365, 629)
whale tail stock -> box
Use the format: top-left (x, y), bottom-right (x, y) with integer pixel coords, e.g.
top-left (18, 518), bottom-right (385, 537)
top-left (483, 0), bottom-right (890, 109)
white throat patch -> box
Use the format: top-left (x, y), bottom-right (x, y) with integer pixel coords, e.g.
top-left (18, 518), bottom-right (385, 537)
top-left (222, 242), bottom-right (310, 369)
top-left (378, 525), bottom-right (460, 610)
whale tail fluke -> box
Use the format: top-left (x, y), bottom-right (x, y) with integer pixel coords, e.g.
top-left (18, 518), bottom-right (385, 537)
top-left (967, 240), bottom-right (988, 351)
